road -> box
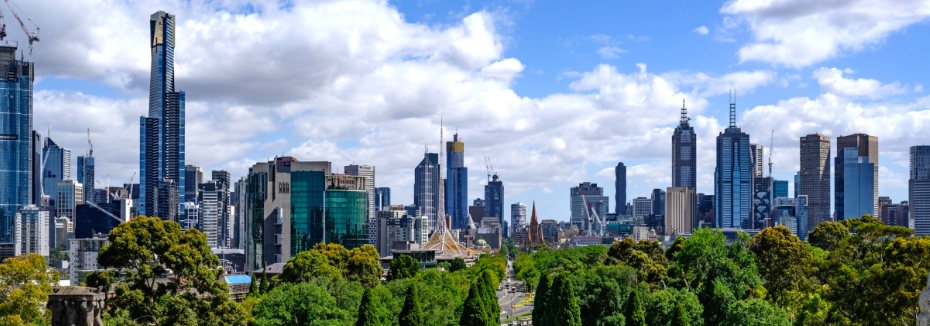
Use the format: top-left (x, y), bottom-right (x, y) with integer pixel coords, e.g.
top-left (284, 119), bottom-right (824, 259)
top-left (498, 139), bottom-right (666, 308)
top-left (498, 259), bottom-right (533, 322)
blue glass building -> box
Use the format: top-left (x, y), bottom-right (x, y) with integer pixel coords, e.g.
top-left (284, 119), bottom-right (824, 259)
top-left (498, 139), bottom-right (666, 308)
top-left (672, 100), bottom-right (697, 189)
top-left (715, 102), bottom-right (753, 229)
top-left (445, 133), bottom-right (468, 229)
top-left (615, 162), bottom-right (626, 214)
top-left (484, 174), bottom-right (504, 235)
top-left (42, 137), bottom-right (71, 207)
top-left (374, 187), bottom-right (391, 211)
top-left (414, 153), bottom-right (440, 229)
top-left (140, 11), bottom-right (185, 220)
top-left (840, 148), bottom-right (875, 220)
top-left (77, 155), bottom-right (95, 204)
top-left (773, 180), bottom-right (789, 199)
top-left (0, 45), bottom-right (33, 244)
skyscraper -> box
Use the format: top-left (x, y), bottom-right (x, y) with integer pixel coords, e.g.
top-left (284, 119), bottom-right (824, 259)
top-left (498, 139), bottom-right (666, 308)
top-left (750, 143), bottom-right (764, 178)
top-left (345, 165), bottom-right (375, 245)
top-left (651, 188), bottom-right (666, 216)
top-left (615, 162), bottom-right (627, 214)
top-left (665, 187), bottom-right (695, 236)
top-left (374, 187), bottom-right (391, 212)
top-left (445, 133), bottom-right (468, 230)
top-left (910, 145), bottom-right (930, 235)
top-left (184, 165), bottom-right (202, 203)
top-left (0, 45), bottom-right (34, 244)
top-left (211, 170), bottom-right (231, 247)
top-left (672, 100), bottom-right (697, 189)
top-left (77, 155), bottom-right (95, 204)
top-left (14, 205), bottom-right (49, 257)
top-left (140, 11), bottom-right (185, 221)
top-left (510, 202), bottom-right (527, 236)
top-left (570, 182), bottom-right (608, 235)
top-left (414, 153), bottom-right (441, 230)
top-left (484, 174), bottom-right (505, 235)
top-left (42, 136), bottom-right (71, 208)
top-left (838, 148), bottom-right (875, 219)
top-left (198, 181), bottom-right (220, 248)
top-left (835, 134), bottom-right (878, 220)
top-left (715, 101), bottom-right (752, 229)
top-left (31, 131), bottom-right (41, 207)
top-left (799, 134), bottom-right (830, 230)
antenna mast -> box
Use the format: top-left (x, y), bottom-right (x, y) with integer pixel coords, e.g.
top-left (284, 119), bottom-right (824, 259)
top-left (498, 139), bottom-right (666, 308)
top-left (729, 90), bottom-right (736, 128)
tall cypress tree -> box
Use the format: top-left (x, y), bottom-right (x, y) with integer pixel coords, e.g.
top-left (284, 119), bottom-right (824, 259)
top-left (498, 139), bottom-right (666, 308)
top-left (625, 289), bottom-right (646, 326)
top-left (670, 302), bottom-right (691, 326)
top-left (532, 272), bottom-right (551, 326)
top-left (549, 274), bottom-right (582, 326)
top-left (259, 269), bottom-right (269, 294)
top-left (356, 287), bottom-right (381, 326)
top-left (249, 273), bottom-right (258, 297)
top-left (479, 270), bottom-right (500, 322)
top-left (399, 285), bottom-right (425, 326)
top-left (460, 279), bottom-right (488, 326)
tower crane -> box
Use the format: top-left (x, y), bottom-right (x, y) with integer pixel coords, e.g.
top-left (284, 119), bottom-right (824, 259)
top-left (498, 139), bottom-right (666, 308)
top-left (0, 9), bottom-right (7, 40)
top-left (484, 156), bottom-right (496, 182)
top-left (87, 128), bottom-right (93, 157)
top-left (3, 0), bottom-right (38, 57)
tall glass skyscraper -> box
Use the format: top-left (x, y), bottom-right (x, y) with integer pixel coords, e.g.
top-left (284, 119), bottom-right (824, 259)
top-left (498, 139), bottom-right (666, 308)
top-left (910, 145), bottom-right (930, 235)
top-left (615, 162), bottom-right (626, 214)
top-left (672, 100), bottom-right (696, 189)
top-left (414, 153), bottom-right (440, 230)
top-left (445, 133), bottom-right (468, 230)
top-left (484, 174), bottom-right (505, 234)
top-left (42, 137), bottom-right (71, 207)
top-left (839, 148), bottom-right (875, 220)
top-left (715, 101), bottom-right (752, 229)
top-left (835, 134), bottom-right (878, 220)
top-left (374, 187), bottom-right (391, 211)
top-left (140, 11), bottom-right (185, 220)
top-left (77, 155), bottom-right (95, 204)
top-left (799, 134), bottom-right (830, 230)
top-left (0, 45), bottom-right (34, 244)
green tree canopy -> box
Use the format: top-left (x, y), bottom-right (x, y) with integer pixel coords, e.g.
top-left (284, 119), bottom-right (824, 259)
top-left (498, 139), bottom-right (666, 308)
top-left (389, 255), bottom-right (420, 281)
top-left (721, 299), bottom-right (789, 326)
top-left (398, 285), bottom-right (424, 326)
top-left (450, 258), bottom-right (467, 272)
top-left (624, 288), bottom-right (646, 326)
top-left (548, 273), bottom-right (582, 326)
top-left (459, 277), bottom-right (493, 326)
top-left (748, 225), bottom-right (812, 306)
top-left (0, 254), bottom-right (58, 325)
top-left (252, 282), bottom-right (355, 326)
top-left (281, 250), bottom-right (342, 283)
top-left (807, 221), bottom-right (848, 251)
top-left (531, 272), bottom-right (551, 326)
top-left (355, 288), bottom-right (382, 326)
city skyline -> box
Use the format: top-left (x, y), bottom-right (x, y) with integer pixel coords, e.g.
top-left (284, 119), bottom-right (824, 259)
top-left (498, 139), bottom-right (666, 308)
top-left (16, 0), bottom-right (930, 222)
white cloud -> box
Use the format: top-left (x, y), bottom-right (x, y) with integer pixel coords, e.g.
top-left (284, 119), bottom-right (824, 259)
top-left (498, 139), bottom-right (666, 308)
top-left (811, 67), bottom-right (907, 99)
top-left (693, 26), bottom-right (710, 35)
top-left (721, 0), bottom-right (930, 68)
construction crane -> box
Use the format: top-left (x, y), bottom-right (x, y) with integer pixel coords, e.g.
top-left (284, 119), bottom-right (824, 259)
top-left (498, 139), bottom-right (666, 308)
top-left (589, 200), bottom-right (606, 237)
top-left (3, 0), bottom-right (38, 57)
top-left (0, 8), bottom-right (7, 40)
top-left (87, 128), bottom-right (93, 157)
top-left (484, 156), bottom-right (496, 182)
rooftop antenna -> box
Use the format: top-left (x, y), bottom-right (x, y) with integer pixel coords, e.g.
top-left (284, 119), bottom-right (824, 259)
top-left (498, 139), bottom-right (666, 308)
top-left (729, 90), bottom-right (736, 128)
top-left (680, 99), bottom-right (689, 125)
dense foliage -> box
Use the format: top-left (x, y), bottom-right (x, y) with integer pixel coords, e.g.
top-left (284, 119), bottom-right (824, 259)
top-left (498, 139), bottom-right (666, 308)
top-left (70, 213), bottom-right (929, 325)
top-left (0, 254), bottom-right (58, 325)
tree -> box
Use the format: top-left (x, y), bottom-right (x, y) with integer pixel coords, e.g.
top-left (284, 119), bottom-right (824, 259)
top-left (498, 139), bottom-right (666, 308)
top-left (478, 270), bottom-right (500, 323)
top-left (450, 258), bottom-right (467, 272)
top-left (253, 282), bottom-right (355, 326)
top-left (398, 285), bottom-right (424, 326)
top-left (389, 255), bottom-right (420, 281)
top-left (532, 272), bottom-right (552, 326)
top-left (644, 288), bottom-right (703, 326)
top-left (624, 288), bottom-right (646, 326)
top-left (0, 254), bottom-right (58, 325)
top-left (260, 268), bottom-right (269, 294)
top-left (671, 302), bottom-right (692, 326)
top-left (748, 225), bottom-right (812, 306)
top-left (281, 250), bottom-right (342, 283)
top-left (548, 273), bottom-right (582, 326)
top-left (807, 221), bottom-right (848, 251)
top-left (249, 273), bottom-right (259, 297)
top-left (346, 245), bottom-right (384, 288)
top-left (459, 278), bottom-right (491, 326)
top-left (721, 299), bottom-right (789, 326)
top-left (355, 287), bottom-right (382, 326)
top-left (90, 216), bottom-right (246, 325)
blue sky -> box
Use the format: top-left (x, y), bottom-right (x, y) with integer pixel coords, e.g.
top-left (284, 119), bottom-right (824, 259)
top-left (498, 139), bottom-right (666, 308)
top-left (19, 0), bottom-right (930, 222)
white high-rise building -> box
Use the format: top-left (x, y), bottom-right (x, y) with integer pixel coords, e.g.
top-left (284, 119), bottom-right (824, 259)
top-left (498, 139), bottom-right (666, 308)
top-left (199, 182), bottom-right (220, 248)
top-left (56, 179), bottom-right (84, 220)
top-left (69, 238), bottom-right (108, 284)
top-left (14, 205), bottom-right (49, 257)
top-left (510, 202), bottom-right (527, 236)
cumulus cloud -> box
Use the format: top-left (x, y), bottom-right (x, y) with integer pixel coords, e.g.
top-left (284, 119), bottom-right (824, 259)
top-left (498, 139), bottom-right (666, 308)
top-left (693, 26), bottom-right (710, 35)
top-left (811, 68), bottom-right (907, 99)
top-left (721, 0), bottom-right (930, 68)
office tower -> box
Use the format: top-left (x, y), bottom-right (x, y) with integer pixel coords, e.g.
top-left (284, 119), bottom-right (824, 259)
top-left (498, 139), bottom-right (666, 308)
top-left (672, 100), bottom-right (697, 189)
top-left (14, 205), bottom-right (49, 257)
top-left (835, 134), bottom-right (878, 220)
top-left (469, 199), bottom-right (485, 225)
top-left (377, 207), bottom-right (428, 256)
top-left (234, 177), bottom-right (247, 249)
top-left (800, 134), bottom-right (830, 230)
top-left (414, 153), bottom-right (441, 230)
top-left (750, 143), bottom-right (764, 178)
top-left (198, 181), bottom-right (220, 248)
top-left (0, 44), bottom-right (34, 244)
top-left (56, 179), bottom-right (84, 220)
top-left (77, 154), bottom-right (95, 204)
top-left (752, 176), bottom-right (773, 229)
top-left (42, 136), bottom-right (71, 208)
top-left (715, 101), bottom-right (752, 229)
top-left (345, 165), bottom-right (376, 245)
top-left (632, 197), bottom-right (652, 218)
top-left (511, 202), bottom-right (527, 237)
top-left (484, 174), bottom-right (505, 236)
top-left (245, 158), bottom-right (369, 269)
top-left (838, 148), bottom-right (876, 219)
top-left (211, 170), bottom-right (231, 247)
top-left (615, 162), bottom-right (627, 214)
top-left (31, 131), bottom-right (41, 206)
top-left (445, 134), bottom-right (468, 230)
top-left (651, 189), bottom-right (666, 216)
top-left (910, 145), bottom-right (930, 235)
top-left (665, 187), bottom-right (695, 235)
top-left (74, 200), bottom-right (130, 239)
top-left (184, 165), bottom-right (202, 203)
top-left (140, 11), bottom-right (185, 220)
top-left (773, 180), bottom-right (789, 199)
top-left (570, 182), bottom-right (608, 235)
top-left (696, 193), bottom-right (715, 227)
top-left (772, 196), bottom-right (809, 239)
top-left (374, 187), bottom-right (391, 212)
top-left (794, 172), bottom-right (800, 198)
